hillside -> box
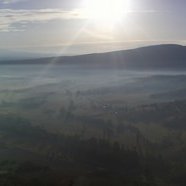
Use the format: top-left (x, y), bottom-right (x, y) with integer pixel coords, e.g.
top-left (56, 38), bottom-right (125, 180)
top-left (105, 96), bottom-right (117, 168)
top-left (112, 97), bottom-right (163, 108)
top-left (1, 44), bottom-right (186, 69)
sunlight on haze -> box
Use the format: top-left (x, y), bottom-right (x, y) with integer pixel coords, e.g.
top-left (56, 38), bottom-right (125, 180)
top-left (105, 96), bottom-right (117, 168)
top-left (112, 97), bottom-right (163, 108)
top-left (81, 0), bottom-right (131, 27)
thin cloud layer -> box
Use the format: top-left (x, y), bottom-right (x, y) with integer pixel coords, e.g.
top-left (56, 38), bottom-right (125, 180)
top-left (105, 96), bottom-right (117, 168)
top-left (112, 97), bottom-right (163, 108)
top-left (0, 0), bottom-right (26, 4)
top-left (0, 8), bottom-right (83, 31)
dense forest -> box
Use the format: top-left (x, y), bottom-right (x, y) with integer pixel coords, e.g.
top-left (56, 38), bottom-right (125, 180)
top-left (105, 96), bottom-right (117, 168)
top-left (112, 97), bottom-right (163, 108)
top-left (0, 99), bottom-right (186, 185)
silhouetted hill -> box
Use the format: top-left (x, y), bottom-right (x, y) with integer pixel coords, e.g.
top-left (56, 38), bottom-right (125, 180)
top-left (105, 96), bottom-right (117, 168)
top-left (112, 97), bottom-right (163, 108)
top-left (0, 49), bottom-right (52, 61)
top-left (1, 44), bottom-right (186, 69)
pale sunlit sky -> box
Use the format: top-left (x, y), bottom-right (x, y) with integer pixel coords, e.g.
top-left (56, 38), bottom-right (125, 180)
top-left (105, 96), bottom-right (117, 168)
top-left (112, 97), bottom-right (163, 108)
top-left (0, 0), bottom-right (186, 56)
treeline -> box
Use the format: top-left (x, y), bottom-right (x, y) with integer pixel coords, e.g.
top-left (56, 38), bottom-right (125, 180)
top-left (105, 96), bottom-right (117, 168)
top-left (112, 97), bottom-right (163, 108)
top-left (0, 114), bottom-right (175, 186)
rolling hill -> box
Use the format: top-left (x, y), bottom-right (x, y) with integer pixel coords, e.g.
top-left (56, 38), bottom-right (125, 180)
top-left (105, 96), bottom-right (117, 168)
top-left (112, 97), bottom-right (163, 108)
top-left (1, 44), bottom-right (186, 69)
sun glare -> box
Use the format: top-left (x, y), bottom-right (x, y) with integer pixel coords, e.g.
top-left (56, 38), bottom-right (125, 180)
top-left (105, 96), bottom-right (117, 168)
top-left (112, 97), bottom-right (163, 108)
top-left (82, 0), bottom-right (130, 25)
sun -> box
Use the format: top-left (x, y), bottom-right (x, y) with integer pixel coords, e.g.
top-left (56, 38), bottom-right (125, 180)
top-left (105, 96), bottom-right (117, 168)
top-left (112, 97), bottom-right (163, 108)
top-left (82, 0), bottom-right (130, 25)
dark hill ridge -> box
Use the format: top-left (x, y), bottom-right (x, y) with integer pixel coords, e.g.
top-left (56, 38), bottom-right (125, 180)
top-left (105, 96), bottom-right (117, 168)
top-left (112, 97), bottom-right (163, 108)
top-left (1, 44), bottom-right (186, 69)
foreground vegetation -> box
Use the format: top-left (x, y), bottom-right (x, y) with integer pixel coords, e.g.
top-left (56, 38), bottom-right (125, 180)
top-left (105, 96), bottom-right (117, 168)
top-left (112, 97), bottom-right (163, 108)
top-left (0, 98), bottom-right (186, 185)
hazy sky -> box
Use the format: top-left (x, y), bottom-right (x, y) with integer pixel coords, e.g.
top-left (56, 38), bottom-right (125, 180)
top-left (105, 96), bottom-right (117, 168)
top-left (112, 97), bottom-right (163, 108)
top-left (0, 0), bottom-right (186, 55)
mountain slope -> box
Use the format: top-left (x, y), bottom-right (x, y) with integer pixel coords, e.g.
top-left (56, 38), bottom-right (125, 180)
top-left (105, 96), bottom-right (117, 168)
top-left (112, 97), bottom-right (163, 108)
top-left (1, 44), bottom-right (186, 69)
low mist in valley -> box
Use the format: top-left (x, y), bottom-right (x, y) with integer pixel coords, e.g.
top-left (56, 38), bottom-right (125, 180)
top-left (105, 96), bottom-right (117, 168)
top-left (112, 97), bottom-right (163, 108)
top-left (1, 0), bottom-right (186, 184)
top-left (0, 61), bottom-right (186, 185)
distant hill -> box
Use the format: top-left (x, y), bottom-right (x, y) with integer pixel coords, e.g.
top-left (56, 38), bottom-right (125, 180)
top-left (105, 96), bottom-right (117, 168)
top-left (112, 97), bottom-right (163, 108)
top-left (1, 44), bottom-right (186, 69)
top-left (0, 49), bottom-right (54, 61)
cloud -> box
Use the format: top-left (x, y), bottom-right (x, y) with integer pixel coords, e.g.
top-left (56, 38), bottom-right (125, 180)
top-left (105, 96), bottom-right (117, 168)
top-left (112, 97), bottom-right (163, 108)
top-left (0, 7), bottom-right (161, 32)
top-left (0, 8), bottom-right (83, 32)
top-left (0, 0), bottom-right (26, 4)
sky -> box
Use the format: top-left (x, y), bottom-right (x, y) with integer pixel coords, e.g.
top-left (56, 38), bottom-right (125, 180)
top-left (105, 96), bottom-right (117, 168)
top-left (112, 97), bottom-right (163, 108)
top-left (0, 0), bottom-right (186, 56)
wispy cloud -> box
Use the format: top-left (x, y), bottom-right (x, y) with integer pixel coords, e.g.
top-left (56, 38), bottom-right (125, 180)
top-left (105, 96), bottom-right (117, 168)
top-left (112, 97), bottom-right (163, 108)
top-left (0, 0), bottom-right (26, 4)
top-left (0, 5), bottom-right (163, 32)
top-left (0, 8), bottom-right (83, 32)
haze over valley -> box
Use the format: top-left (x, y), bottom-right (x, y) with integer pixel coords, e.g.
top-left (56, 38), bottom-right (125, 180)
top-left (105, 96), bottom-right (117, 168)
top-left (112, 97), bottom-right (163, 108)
top-left (0, 45), bottom-right (186, 185)
top-left (1, 0), bottom-right (186, 185)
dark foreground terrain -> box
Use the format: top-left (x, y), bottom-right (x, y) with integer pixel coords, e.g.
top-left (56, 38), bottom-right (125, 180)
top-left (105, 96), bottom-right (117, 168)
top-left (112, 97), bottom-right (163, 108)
top-left (1, 99), bottom-right (186, 186)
